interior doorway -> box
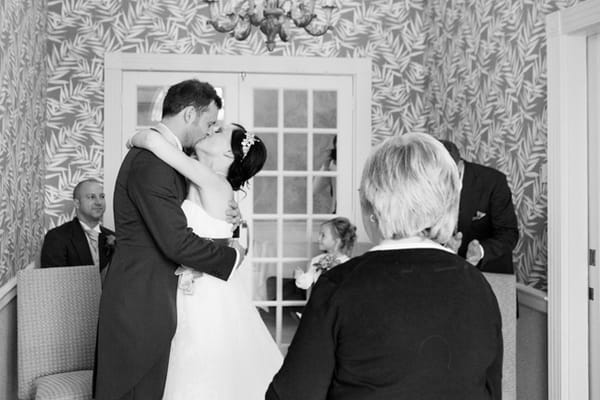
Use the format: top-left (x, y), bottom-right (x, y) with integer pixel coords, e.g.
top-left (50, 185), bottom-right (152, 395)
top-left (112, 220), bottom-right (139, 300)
top-left (103, 53), bottom-right (371, 351)
top-left (546, 1), bottom-right (600, 399)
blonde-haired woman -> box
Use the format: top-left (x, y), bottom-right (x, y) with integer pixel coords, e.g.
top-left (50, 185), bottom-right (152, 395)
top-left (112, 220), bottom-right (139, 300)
top-left (267, 133), bottom-right (502, 400)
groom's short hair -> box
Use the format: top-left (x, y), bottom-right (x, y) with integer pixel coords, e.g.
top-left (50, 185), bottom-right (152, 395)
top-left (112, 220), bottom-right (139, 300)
top-left (162, 79), bottom-right (223, 118)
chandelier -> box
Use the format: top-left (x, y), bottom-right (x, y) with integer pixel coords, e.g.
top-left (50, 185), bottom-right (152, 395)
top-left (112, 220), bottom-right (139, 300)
top-left (204, 0), bottom-right (337, 51)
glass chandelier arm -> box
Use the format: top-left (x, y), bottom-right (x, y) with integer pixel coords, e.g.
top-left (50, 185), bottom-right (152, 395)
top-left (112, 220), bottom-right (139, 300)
top-left (205, 0), bottom-right (240, 33)
top-left (233, 16), bottom-right (253, 40)
top-left (247, 0), bottom-right (265, 26)
top-left (302, 2), bottom-right (334, 36)
top-left (290, 0), bottom-right (316, 28)
top-left (279, 16), bottom-right (291, 42)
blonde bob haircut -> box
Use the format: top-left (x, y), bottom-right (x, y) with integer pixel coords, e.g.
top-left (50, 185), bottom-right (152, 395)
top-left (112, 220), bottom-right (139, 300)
top-left (359, 133), bottom-right (461, 244)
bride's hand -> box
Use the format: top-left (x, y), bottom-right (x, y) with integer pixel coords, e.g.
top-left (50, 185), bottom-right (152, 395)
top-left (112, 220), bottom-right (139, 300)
top-left (128, 129), bottom-right (157, 150)
top-left (225, 200), bottom-right (242, 229)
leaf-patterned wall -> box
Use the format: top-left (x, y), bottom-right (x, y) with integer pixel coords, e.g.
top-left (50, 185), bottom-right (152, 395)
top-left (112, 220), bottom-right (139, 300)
top-left (44, 0), bottom-right (430, 231)
top-left (423, 0), bottom-right (582, 290)
top-left (0, 0), bottom-right (47, 288)
top-left (42, 0), bottom-right (585, 290)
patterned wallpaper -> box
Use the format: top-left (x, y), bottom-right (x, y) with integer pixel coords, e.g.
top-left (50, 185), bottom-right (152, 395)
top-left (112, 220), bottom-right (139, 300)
top-left (0, 0), bottom-right (47, 289)
top-left (41, 0), bottom-right (584, 290)
top-left (44, 0), bottom-right (429, 225)
top-left (423, 0), bottom-right (582, 289)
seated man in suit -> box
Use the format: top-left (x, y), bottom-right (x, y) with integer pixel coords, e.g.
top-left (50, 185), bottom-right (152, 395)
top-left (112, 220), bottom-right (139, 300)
top-left (441, 140), bottom-right (519, 274)
top-left (41, 179), bottom-right (115, 273)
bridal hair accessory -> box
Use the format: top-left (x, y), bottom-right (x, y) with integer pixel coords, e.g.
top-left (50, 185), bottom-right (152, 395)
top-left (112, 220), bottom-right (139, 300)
top-left (241, 132), bottom-right (259, 159)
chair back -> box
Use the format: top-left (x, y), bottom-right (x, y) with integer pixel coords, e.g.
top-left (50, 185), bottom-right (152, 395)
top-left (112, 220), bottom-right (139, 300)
top-left (17, 265), bottom-right (100, 400)
top-left (483, 272), bottom-right (516, 400)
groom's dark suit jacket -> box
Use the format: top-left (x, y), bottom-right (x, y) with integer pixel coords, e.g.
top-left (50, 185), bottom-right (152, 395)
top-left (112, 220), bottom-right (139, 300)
top-left (94, 148), bottom-right (237, 400)
top-left (457, 161), bottom-right (519, 274)
top-left (40, 217), bottom-right (114, 271)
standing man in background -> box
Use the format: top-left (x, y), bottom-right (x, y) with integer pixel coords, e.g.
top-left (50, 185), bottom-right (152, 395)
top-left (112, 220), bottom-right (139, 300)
top-left (441, 140), bottom-right (519, 274)
top-left (41, 178), bottom-right (115, 272)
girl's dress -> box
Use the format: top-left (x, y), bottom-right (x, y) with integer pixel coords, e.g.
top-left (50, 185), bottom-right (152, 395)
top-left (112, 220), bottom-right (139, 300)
top-left (294, 253), bottom-right (350, 290)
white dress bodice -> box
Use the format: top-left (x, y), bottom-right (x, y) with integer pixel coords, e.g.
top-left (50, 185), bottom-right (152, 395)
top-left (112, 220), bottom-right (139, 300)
top-left (181, 185), bottom-right (232, 239)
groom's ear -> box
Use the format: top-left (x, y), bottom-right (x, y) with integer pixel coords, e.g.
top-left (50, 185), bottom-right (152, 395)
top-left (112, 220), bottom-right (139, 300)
top-left (182, 106), bottom-right (196, 124)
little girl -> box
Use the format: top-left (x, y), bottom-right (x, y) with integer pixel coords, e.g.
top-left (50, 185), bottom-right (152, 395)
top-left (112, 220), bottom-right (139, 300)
top-left (294, 217), bottom-right (357, 292)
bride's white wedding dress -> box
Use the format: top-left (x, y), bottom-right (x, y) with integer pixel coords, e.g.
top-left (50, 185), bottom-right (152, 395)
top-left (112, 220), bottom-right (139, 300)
top-left (162, 189), bottom-right (283, 400)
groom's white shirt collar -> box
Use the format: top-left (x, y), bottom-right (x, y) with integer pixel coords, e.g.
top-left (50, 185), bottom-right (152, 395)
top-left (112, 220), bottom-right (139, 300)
top-left (155, 123), bottom-right (183, 151)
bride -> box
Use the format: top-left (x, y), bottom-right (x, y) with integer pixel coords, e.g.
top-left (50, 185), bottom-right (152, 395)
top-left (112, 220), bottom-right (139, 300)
top-left (129, 121), bottom-right (282, 400)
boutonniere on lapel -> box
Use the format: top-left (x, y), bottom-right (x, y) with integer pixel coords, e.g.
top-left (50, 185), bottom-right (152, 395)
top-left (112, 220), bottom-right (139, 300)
top-left (472, 211), bottom-right (486, 221)
top-left (104, 234), bottom-right (116, 255)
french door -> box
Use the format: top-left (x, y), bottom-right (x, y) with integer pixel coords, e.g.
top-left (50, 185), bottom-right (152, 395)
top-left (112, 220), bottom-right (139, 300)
top-left (238, 74), bottom-right (352, 348)
top-left (104, 55), bottom-right (370, 351)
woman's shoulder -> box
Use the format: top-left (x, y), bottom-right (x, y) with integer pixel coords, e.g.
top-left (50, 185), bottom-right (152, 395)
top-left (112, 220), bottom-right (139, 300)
top-left (323, 248), bottom-right (471, 285)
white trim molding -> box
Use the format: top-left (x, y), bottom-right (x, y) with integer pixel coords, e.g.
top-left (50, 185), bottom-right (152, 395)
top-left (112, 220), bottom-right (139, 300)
top-left (547, 2), bottom-right (600, 399)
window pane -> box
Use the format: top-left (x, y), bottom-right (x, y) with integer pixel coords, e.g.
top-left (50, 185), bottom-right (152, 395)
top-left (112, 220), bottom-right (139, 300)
top-left (137, 86), bottom-right (165, 126)
top-left (284, 133), bottom-right (307, 170)
top-left (257, 306), bottom-right (301, 345)
top-left (313, 134), bottom-right (336, 171)
top-left (254, 177), bottom-right (277, 214)
top-left (313, 90), bottom-right (337, 128)
top-left (258, 307), bottom-right (277, 341)
top-left (281, 306), bottom-right (302, 344)
top-left (283, 220), bottom-right (307, 257)
top-left (313, 176), bottom-right (336, 214)
top-left (282, 261), bottom-right (308, 301)
top-left (137, 86), bottom-right (225, 126)
top-left (252, 219), bottom-right (277, 257)
top-left (284, 90), bottom-right (307, 128)
top-left (284, 177), bottom-right (306, 214)
top-left (259, 133), bottom-right (278, 171)
top-left (250, 262), bottom-right (276, 301)
top-left (254, 89), bottom-right (278, 128)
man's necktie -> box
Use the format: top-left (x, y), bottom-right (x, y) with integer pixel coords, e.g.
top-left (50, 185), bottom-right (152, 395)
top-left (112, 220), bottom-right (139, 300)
top-left (83, 226), bottom-right (100, 268)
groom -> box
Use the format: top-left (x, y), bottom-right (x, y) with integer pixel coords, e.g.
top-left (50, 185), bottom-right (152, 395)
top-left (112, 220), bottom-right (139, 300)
top-left (94, 79), bottom-right (244, 400)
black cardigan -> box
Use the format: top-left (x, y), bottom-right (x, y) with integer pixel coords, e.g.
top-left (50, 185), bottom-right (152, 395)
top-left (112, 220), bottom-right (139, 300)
top-left (267, 248), bottom-right (503, 400)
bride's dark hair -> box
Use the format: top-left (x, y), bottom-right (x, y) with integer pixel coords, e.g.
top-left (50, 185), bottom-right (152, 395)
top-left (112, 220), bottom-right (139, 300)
top-left (227, 123), bottom-right (267, 191)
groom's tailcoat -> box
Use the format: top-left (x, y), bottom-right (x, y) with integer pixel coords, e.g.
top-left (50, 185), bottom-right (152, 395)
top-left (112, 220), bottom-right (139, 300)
top-left (94, 148), bottom-right (237, 400)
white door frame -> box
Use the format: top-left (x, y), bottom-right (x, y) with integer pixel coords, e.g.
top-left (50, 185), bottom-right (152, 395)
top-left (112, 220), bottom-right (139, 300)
top-left (547, 2), bottom-right (600, 399)
top-left (104, 53), bottom-right (372, 234)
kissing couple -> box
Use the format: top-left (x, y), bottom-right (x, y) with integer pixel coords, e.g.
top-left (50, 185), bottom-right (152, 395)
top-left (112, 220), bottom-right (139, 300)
top-left (94, 79), bottom-right (282, 400)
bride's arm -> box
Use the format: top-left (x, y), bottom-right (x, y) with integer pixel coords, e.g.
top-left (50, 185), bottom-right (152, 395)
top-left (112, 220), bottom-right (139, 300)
top-left (129, 129), bottom-right (226, 191)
